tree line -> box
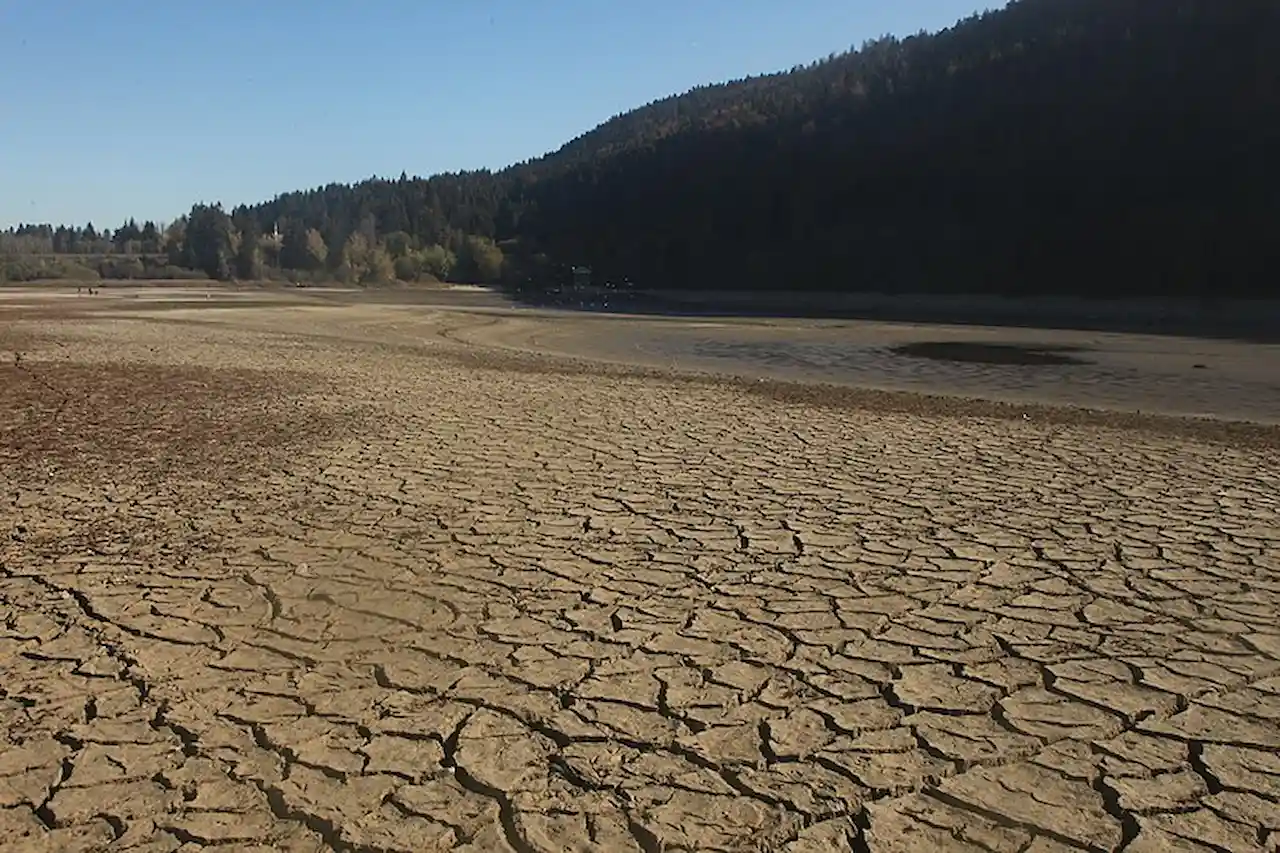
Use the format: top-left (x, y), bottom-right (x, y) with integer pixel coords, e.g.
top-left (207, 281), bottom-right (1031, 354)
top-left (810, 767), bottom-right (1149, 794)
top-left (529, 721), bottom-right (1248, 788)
top-left (0, 209), bottom-right (505, 286)
top-left (168, 204), bottom-right (505, 284)
top-left (6, 0), bottom-right (1278, 297)
top-left (0, 220), bottom-right (195, 283)
top-left (1, 220), bottom-right (165, 256)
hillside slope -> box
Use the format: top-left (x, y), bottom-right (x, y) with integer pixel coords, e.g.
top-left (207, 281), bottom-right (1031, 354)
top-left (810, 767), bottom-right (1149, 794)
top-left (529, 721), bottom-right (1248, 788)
top-left (15, 0), bottom-right (1274, 297)
top-left (504, 0), bottom-right (1279, 297)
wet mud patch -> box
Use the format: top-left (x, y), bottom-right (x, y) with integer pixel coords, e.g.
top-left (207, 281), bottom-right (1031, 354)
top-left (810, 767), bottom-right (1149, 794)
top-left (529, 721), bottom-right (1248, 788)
top-left (0, 361), bottom-right (351, 482)
top-left (890, 341), bottom-right (1093, 366)
top-left (690, 340), bottom-right (863, 370)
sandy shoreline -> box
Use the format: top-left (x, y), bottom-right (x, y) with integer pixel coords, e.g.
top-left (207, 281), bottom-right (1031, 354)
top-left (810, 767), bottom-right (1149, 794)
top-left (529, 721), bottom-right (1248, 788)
top-left (7, 281), bottom-right (1280, 427)
top-left (2, 289), bottom-right (1279, 851)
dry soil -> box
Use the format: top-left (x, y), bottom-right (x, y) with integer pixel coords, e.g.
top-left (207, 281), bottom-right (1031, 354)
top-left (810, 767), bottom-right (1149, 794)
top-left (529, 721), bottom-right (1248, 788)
top-left (2, 286), bottom-right (1279, 852)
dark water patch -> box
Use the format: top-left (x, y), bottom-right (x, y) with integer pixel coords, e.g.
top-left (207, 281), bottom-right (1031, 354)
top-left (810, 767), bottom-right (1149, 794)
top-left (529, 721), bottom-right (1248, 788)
top-left (890, 341), bottom-right (1093, 366)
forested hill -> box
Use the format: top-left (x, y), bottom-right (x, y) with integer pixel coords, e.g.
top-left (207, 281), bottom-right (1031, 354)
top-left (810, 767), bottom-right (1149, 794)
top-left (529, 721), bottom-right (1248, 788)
top-left (9, 0), bottom-right (1279, 297)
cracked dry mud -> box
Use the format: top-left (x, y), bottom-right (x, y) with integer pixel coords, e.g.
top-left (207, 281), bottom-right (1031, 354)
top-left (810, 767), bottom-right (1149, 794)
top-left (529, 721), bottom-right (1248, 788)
top-left (3, 298), bottom-right (1280, 853)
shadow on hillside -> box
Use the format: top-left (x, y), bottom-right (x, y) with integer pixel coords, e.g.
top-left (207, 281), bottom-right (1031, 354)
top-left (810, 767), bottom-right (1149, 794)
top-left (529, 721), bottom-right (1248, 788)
top-left (499, 285), bottom-right (1280, 344)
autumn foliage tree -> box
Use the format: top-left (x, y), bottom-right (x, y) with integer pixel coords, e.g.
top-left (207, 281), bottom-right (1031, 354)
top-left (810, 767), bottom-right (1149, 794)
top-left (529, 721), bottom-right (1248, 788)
top-left (279, 221), bottom-right (328, 273)
top-left (456, 236), bottom-right (504, 283)
top-left (335, 233), bottom-right (394, 284)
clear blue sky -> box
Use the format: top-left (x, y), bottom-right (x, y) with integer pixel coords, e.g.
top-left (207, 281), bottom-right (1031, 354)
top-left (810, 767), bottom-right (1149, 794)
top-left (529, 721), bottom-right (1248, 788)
top-left (1, 1), bottom-right (989, 229)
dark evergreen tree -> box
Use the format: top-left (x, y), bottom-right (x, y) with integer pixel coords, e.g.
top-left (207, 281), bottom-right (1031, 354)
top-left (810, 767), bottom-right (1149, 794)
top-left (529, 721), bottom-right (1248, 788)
top-left (184, 204), bottom-right (235, 280)
top-left (140, 221), bottom-right (161, 253)
top-left (234, 220), bottom-right (264, 280)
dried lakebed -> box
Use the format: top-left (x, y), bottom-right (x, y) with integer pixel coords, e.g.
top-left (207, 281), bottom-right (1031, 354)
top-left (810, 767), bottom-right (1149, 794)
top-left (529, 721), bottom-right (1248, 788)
top-left (2, 293), bottom-right (1279, 852)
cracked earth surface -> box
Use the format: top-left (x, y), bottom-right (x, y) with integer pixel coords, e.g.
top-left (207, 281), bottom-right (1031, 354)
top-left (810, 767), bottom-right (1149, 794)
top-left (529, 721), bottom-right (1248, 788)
top-left (3, 296), bottom-right (1280, 852)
